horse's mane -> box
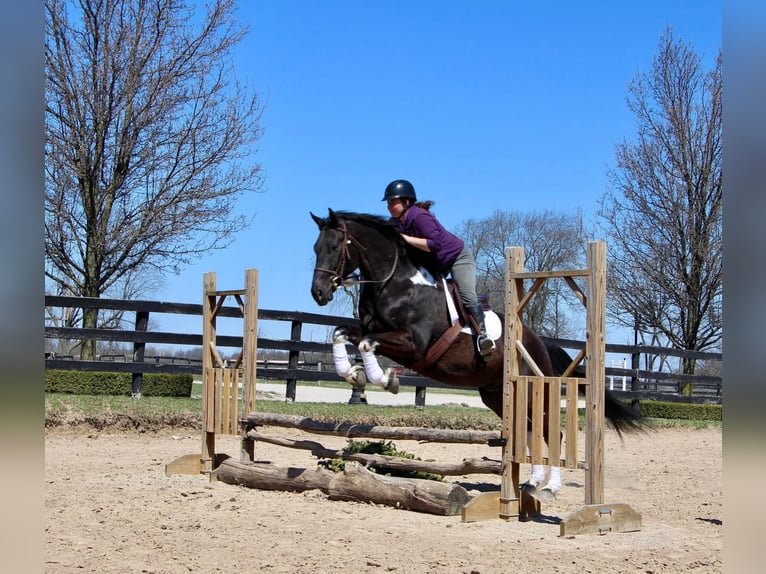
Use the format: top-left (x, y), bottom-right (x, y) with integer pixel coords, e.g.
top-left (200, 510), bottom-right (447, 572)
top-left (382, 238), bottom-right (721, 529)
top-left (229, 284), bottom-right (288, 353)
top-left (334, 211), bottom-right (404, 244)
top-left (334, 210), bottom-right (437, 275)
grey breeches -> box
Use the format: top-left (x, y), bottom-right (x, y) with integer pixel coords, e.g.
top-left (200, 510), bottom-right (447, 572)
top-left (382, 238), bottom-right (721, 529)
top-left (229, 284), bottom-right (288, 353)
top-left (448, 246), bottom-right (480, 311)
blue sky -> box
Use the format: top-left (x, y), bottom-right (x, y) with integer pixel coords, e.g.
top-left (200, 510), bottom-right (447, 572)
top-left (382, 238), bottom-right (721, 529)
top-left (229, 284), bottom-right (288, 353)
top-left (158, 1), bottom-right (721, 343)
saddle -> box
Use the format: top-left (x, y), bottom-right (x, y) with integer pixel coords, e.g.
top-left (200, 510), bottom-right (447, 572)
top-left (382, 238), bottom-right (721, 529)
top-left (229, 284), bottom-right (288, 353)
top-left (446, 280), bottom-right (483, 334)
top-left (410, 279), bottom-right (483, 373)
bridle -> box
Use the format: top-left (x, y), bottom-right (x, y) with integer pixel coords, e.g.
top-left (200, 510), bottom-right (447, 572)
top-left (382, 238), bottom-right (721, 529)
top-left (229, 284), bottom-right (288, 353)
top-left (313, 220), bottom-right (399, 290)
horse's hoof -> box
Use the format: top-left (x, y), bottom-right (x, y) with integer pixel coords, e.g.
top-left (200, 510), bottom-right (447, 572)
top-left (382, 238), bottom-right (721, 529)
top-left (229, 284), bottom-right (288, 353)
top-left (521, 481), bottom-right (557, 501)
top-left (536, 487), bottom-right (557, 501)
top-left (520, 484), bottom-right (546, 502)
top-left (520, 481), bottom-right (539, 496)
top-left (346, 365), bottom-right (367, 389)
top-left (332, 327), bottom-right (348, 344)
top-left (359, 338), bottom-right (378, 353)
top-left (383, 369), bottom-right (399, 394)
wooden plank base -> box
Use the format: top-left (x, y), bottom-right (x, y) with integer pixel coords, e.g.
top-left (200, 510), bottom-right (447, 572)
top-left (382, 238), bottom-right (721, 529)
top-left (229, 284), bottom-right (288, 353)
top-left (462, 492), bottom-right (508, 522)
top-left (165, 453), bottom-right (202, 476)
top-left (165, 453), bottom-right (230, 477)
top-left (559, 503), bottom-right (642, 536)
top-left (461, 490), bottom-right (541, 522)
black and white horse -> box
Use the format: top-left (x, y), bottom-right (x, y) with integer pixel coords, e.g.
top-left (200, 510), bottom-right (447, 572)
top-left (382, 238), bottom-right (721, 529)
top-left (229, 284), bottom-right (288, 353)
top-left (310, 209), bottom-right (643, 496)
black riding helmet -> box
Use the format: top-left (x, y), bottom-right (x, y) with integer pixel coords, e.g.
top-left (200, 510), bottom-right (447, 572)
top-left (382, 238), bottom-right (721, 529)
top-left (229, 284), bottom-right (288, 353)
top-left (382, 179), bottom-right (417, 202)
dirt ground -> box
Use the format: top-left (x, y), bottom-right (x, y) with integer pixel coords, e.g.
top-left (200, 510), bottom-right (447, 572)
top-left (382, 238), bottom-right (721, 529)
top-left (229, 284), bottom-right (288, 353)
top-left (45, 423), bottom-right (721, 574)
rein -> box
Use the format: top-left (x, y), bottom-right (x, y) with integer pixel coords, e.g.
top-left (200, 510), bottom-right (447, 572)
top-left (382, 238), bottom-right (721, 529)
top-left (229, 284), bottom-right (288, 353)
top-left (313, 220), bottom-right (399, 289)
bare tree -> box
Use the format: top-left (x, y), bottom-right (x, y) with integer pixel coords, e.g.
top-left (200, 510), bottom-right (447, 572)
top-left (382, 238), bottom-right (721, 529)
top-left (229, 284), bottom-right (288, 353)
top-left (45, 0), bottom-right (264, 358)
top-left (598, 28), bottom-right (722, 378)
top-left (457, 209), bottom-right (587, 337)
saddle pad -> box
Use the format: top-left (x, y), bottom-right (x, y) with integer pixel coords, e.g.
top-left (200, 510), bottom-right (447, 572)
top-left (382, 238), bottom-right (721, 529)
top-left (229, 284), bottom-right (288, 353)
top-left (442, 277), bottom-right (501, 341)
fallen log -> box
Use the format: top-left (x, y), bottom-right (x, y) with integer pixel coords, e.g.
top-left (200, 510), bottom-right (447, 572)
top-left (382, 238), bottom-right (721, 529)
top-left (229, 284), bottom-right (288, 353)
top-left (247, 430), bottom-right (502, 476)
top-left (217, 459), bottom-right (333, 492)
top-left (328, 462), bottom-right (473, 515)
top-left (246, 413), bottom-right (499, 444)
top-left (216, 459), bottom-right (473, 516)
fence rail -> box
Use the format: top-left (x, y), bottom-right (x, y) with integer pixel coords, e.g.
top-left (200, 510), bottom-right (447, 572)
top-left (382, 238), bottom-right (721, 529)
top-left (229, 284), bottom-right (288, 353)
top-left (44, 295), bottom-right (722, 405)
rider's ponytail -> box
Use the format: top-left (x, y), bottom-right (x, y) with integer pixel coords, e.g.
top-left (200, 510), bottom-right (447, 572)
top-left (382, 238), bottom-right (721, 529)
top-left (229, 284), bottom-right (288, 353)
top-left (413, 200), bottom-right (434, 211)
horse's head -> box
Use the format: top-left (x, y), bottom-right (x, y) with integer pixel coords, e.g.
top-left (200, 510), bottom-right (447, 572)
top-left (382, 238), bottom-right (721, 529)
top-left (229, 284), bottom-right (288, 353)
top-left (310, 209), bottom-right (361, 305)
top-left (310, 208), bottom-right (407, 306)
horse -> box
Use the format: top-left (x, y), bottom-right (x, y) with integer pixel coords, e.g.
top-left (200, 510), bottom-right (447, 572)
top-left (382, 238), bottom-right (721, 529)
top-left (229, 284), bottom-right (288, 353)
top-left (310, 208), bottom-right (643, 497)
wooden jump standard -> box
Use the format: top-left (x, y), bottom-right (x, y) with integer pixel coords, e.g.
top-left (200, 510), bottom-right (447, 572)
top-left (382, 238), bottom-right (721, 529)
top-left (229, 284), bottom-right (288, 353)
top-left (459, 242), bottom-right (640, 534)
top-left (165, 269), bottom-right (259, 477)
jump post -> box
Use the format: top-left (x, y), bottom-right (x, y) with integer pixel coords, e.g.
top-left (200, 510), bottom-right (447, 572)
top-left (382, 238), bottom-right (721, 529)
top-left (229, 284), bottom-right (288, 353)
top-left (460, 241), bottom-right (641, 534)
top-left (165, 269), bottom-right (259, 478)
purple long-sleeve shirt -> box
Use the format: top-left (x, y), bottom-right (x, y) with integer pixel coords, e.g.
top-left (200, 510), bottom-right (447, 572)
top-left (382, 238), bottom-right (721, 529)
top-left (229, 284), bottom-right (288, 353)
top-left (397, 205), bottom-right (464, 273)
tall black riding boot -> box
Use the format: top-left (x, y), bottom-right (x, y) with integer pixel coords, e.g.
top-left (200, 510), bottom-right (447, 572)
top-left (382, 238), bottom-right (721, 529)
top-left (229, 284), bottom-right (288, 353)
top-left (468, 304), bottom-right (495, 356)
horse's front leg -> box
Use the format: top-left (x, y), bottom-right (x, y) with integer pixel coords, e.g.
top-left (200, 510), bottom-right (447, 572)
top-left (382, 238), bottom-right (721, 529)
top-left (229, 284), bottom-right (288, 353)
top-left (357, 339), bottom-right (399, 394)
top-left (357, 330), bottom-right (420, 395)
top-left (331, 327), bottom-right (367, 389)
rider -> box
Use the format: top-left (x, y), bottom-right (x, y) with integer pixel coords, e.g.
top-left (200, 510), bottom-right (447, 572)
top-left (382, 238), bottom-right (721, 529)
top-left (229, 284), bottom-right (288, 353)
top-left (383, 179), bottom-right (495, 356)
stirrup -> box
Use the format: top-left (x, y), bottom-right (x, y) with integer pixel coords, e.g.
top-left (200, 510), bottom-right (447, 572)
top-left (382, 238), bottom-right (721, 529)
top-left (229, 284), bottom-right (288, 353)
top-left (477, 334), bottom-right (495, 356)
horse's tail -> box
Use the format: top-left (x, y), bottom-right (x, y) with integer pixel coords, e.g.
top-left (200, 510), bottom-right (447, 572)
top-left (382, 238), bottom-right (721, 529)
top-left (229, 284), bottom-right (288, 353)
top-left (545, 341), bottom-right (586, 377)
top-left (604, 390), bottom-right (646, 438)
top-left (545, 341), bottom-right (646, 438)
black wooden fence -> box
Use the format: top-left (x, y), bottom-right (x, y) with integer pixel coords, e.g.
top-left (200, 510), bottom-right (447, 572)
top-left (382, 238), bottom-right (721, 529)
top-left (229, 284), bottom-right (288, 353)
top-left (44, 295), bottom-right (722, 405)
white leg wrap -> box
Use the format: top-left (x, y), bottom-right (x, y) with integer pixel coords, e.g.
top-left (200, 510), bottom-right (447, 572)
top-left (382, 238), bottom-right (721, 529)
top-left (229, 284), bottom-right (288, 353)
top-left (330, 330), bottom-right (366, 389)
top-left (361, 348), bottom-right (386, 386)
top-left (332, 341), bottom-right (353, 377)
top-left (355, 339), bottom-right (399, 394)
top-left (530, 464), bottom-right (547, 485)
top-left (525, 429), bottom-right (547, 486)
top-left (545, 466), bottom-right (562, 493)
